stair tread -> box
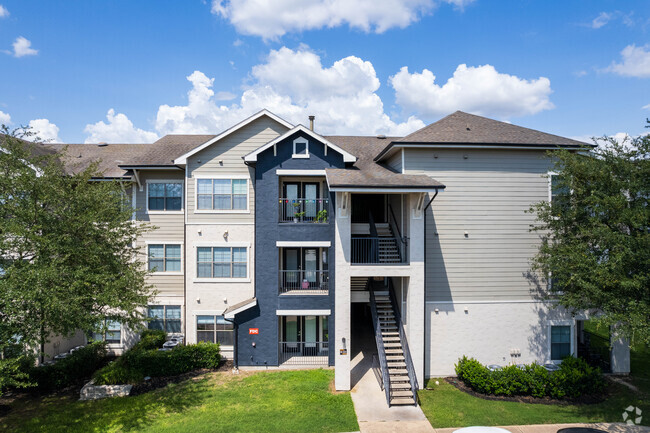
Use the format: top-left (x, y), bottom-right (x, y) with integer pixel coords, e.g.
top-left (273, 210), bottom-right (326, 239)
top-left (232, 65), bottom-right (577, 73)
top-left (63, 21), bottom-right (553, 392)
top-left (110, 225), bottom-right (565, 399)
top-left (390, 397), bottom-right (416, 405)
top-left (389, 369), bottom-right (408, 375)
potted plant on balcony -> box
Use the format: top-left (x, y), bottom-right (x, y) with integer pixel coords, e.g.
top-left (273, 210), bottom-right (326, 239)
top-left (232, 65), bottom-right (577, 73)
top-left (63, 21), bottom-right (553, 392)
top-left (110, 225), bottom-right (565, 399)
top-left (315, 209), bottom-right (328, 223)
top-left (292, 202), bottom-right (303, 223)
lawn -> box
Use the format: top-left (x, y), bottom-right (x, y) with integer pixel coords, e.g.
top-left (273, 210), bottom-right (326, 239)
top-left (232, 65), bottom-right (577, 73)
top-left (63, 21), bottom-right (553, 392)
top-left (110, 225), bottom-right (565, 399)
top-left (0, 369), bottom-right (359, 433)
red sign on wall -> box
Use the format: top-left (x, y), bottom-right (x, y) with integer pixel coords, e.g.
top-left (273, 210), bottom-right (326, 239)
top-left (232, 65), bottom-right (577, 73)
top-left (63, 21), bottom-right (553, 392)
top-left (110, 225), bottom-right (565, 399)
top-left (249, 328), bottom-right (259, 335)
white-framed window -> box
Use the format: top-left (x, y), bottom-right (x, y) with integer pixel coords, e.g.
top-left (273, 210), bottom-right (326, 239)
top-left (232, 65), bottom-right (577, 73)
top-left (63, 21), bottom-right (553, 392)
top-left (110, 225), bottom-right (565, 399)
top-left (292, 137), bottom-right (309, 159)
top-left (195, 176), bottom-right (249, 212)
top-left (197, 315), bottom-right (234, 345)
top-left (147, 181), bottom-right (183, 212)
top-left (548, 172), bottom-right (569, 203)
top-left (148, 305), bottom-right (182, 333)
top-left (148, 244), bottom-right (182, 273)
top-left (197, 246), bottom-right (247, 279)
top-left (548, 321), bottom-right (574, 362)
top-left (91, 318), bottom-right (122, 345)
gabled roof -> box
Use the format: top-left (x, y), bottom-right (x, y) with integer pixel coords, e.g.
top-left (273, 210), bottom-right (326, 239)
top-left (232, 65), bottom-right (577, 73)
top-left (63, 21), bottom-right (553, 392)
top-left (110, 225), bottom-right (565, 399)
top-left (243, 124), bottom-right (357, 163)
top-left (173, 109), bottom-right (294, 165)
top-left (375, 111), bottom-right (592, 162)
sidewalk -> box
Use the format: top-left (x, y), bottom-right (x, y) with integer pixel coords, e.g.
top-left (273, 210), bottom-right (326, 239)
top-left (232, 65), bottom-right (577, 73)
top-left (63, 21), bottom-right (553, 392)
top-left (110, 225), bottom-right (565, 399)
top-left (432, 423), bottom-right (650, 432)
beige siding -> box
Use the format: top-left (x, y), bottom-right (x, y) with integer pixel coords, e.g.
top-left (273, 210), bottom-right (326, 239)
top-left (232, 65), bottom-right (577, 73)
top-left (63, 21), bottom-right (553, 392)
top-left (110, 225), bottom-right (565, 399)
top-left (386, 150), bottom-right (402, 173)
top-left (404, 148), bottom-right (551, 301)
top-left (134, 170), bottom-right (185, 297)
top-left (186, 117), bottom-right (289, 224)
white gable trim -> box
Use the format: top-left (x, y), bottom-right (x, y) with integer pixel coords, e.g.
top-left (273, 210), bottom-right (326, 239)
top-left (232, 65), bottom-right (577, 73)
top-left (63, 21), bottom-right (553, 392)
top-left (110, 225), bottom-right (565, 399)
top-left (243, 124), bottom-right (357, 163)
top-left (173, 109), bottom-right (293, 165)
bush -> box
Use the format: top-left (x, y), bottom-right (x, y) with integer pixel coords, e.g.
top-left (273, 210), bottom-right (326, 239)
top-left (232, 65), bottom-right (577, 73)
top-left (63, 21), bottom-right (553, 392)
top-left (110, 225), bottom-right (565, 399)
top-left (31, 341), bottom-right (108, 392)
top-left (454, 355), bottom-right (604, 399)
top-left (132, 329), bottom-right (167, 351)
top-left (93, 339), bottom-right (221, 385)
top-left (0, 355), bottom-right (35, 397)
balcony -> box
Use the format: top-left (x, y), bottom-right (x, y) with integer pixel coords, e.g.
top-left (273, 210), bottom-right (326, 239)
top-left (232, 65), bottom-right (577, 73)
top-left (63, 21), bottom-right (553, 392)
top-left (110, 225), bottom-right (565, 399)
top-left (278, 341), bottom-right (329, 365)
top-left (351, 236), bottom-right (407, 264)
top-left (279, 270), bottom-right (329, 294)
top-left (279, 198), bottom-right (329, 223)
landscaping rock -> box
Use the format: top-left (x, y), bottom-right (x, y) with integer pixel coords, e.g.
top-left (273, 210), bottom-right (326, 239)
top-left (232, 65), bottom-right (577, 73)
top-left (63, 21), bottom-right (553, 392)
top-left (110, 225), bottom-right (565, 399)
top-left (79, 380), bottom-right (132, 400)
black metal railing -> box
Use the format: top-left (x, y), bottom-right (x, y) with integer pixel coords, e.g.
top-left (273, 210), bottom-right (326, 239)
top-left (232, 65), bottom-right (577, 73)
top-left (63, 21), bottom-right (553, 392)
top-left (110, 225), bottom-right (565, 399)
top-left (278, 341), bottom-right (329, 365)
top-left (388, 204), bottom-right (408, 262)
top-left (351, 237), bottom-right (406, 264)
top-left (369, 284), bottom-right (392, 406)
top-left (388, 279), bottom-right (418, 403)
top-left (372, 354), bottom-right (384, 390)
top-left (279, 198), bottom-right (329, 223)
top-left (279, 270), bottom-right (329, 293)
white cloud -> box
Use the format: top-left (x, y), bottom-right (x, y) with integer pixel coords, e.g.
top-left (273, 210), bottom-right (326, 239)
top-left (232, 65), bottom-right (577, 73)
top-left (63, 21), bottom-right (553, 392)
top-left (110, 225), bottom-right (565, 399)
top-left (215, 91), bottom-right (237, 101)
top-left (591, 12), bottom-right (613, 29)
top-left (211, 0), bottom-right (473, 39)
top-left (0, 110), bottom-right (11, 125)
top-left (390, 63), bottom-right (554, 119)
top-left (605, 44), bottom-right (650, 78)
top-left (11, 36), bottom-right (38, 58)
top-left (28, 118), bottom-right (61, 143)
top-left (0, 5), bottom-right (9, 18)
top-left (642, 103), bottom-right (650, 110)
top-left (588, 11), bottom-right (635, 29)
top-left (154, 47), bottom-right (425, 136)
top-left (84, 109), bottom-right (158, 144)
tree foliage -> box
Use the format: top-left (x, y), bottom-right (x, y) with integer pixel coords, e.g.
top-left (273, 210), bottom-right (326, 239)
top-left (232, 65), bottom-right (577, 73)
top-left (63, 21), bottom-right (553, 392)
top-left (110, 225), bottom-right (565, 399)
top-left (0, 129), bottom-right (154, 358)
top-left (530, 124), bottom-right (650, 345)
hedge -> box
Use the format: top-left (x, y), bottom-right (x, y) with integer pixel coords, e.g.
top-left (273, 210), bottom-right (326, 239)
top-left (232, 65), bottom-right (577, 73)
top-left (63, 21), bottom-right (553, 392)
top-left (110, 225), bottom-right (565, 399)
top-left (455, 355), bottom-right (605, 399)
top-left (0, 356), bottom-right (35, 397)
top-left (93, 341), bottom-right (221, 385)
top-left (30, 341), bottom-right (108, 392)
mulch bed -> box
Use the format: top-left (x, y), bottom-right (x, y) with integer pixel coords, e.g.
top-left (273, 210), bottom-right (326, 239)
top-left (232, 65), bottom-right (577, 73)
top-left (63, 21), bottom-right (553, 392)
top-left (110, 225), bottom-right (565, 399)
top-left (130, 360), bottom-right (234, 396)
top-left (442, 377), bottom-right (608, 405)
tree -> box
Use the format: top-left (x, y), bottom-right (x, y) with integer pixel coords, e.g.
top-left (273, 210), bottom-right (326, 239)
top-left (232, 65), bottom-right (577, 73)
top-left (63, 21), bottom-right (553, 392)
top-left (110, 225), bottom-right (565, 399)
top-left (0, 129), bottom-right (154, 362)
top-left (530, 123), bottom-right (650, 346)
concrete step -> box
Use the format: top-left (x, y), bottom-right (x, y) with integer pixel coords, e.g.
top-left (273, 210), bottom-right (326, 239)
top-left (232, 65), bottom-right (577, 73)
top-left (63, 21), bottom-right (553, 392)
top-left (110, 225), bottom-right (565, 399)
top-left (386, 355), bottom-right (405, 362)
top-left (385, 348), bottom-right (403, 354)
top-left (391, 390), bottom-right (415, 398)
top-left (390, 375), bottom-right (410, 382)
top-left (390, 382), bottom-right (412, 390)
top-left (383, 337), bottom-right (400, 342)
top-left (387, 361), bottom-right (407, 368)
top-left (381, 331), bottom-right (399, 336)
top-left (389, 368), bottom-right (408, 375)
top-left (390, 397), bottom-right (416, 405)
top-left (384, 342), bottom-right (402, 348)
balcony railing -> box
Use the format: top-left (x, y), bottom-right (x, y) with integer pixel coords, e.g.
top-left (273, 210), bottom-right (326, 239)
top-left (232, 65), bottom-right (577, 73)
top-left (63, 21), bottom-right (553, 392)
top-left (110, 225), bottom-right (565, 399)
top-left (279, 341), bottom-right (329, 365)
top-left (351, 237), bottom-right (407, 264)
top-left (279, 270), bottom-right (329, 294)
top-left (279, 198), bottom-right (329, 223)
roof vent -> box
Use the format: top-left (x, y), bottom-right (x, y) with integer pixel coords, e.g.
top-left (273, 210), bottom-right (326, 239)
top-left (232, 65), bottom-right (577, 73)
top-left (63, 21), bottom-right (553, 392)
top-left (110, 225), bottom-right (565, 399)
top-left (466, 124), bottom-right (471, 131)
top-left (308, 115), bottom-right (315, 131)
top-left (97, 142), bottom-right (108, 147)
top-left (376, 134), bottom-right (386, 139)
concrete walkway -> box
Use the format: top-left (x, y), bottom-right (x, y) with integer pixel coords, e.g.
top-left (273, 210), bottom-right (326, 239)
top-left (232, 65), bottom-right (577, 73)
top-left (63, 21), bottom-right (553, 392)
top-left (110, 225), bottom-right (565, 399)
top-left (432, 423), bottom-right (650, 432)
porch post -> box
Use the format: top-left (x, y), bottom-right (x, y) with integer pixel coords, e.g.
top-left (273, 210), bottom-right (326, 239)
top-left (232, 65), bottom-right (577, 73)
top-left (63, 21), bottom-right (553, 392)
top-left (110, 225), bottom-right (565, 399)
top-left (408, 193), bottom-right (426, 388)
top-left (335, 192), bottom-right (351, 390)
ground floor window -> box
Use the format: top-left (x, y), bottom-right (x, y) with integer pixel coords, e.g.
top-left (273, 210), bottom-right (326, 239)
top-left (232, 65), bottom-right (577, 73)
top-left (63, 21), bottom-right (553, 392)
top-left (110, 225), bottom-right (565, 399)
top-left (197, 315), bottom-right (234, 345)
top-left (148, 305), bottom-right (181, 333)
top-left (91, 318), bottom-right (121, 345)
top-left (551, 325), bottom-right (571, 360)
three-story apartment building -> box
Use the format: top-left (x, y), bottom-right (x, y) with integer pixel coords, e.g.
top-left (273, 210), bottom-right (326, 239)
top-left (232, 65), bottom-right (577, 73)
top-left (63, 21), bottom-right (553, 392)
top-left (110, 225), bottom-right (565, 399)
top-left (45, 109), bottom-right (630, 406)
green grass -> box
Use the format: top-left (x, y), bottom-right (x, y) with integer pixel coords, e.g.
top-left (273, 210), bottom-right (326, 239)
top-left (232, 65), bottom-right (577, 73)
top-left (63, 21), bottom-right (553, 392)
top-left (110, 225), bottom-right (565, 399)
top-left (419, 379), bottom-right (649, 428)
top-left (0, 369), bottom-right (358, 433)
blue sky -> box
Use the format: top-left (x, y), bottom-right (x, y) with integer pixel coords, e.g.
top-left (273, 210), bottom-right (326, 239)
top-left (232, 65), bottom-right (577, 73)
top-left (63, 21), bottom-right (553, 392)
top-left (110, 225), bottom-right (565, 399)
top-left (0, 0), bottom-right (648, 143)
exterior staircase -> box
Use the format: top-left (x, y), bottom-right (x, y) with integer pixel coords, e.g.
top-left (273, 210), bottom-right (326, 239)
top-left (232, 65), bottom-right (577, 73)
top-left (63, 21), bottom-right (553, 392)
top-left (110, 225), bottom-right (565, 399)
top-left (376, 224), bottom-right (401, 263)
top-left (369, 279), bottom-right (418, 406)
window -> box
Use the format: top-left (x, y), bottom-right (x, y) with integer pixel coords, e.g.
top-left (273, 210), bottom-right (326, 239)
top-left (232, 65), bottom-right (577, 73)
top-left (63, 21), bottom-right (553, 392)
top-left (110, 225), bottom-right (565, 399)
top-left (91, 319), bottom-right (121, 345)
top-left (292, 137), bottom-right (309, 158)
top-left (148, 305), bottom-right (181, 333)
top-left (197, 178), bottom-right (247, 210)
top-left (196, 315), bottom-right (234, 345)
top-left (551, 325), bottom-right (571, 360)
top-left (148, 244), bottom-right (181, 272)
top-left (148, 182), bottom-right (182, 211)
top-left (197, 246), bottom-right (247, 278)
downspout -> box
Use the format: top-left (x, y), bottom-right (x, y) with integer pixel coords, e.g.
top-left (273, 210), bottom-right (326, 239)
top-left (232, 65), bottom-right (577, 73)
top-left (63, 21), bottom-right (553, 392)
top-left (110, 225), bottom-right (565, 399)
top-left (422, 188), bottom-right (439, 383)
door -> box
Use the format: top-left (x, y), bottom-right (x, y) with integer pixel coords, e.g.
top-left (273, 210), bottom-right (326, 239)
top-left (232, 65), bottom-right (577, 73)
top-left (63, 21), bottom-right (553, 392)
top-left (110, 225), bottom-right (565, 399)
top-left (304, 316), bottom-right (317, 353)
top-left (284, 248), bottom-right (299, 289)
top-left (284, 316), bottom-right (299, 350)
top-left (303, 183), bottom-right (319, 220)
top-left (304, 248), bottom-right (317, 286)
top-left (284, 183), bottom-right (299, 219)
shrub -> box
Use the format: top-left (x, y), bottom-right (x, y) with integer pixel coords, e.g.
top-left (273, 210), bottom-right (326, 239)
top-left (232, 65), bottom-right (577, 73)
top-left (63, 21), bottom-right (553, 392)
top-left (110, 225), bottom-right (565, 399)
top-left (31, 341), bottom-right (108, 392)
top-left (0, 355), bottom-right (35, 397)
top-left (454, 355), bottom-right (604, 400)
top-left (93, 339), bottom-right (221, 385)
top-left (132, 329), bottom-right (167, 351)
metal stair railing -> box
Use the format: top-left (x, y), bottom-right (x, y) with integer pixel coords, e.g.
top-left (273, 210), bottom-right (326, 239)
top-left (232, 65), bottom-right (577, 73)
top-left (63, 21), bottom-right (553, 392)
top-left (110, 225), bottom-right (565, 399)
top-left (368, 281), bottom-right (392, 406)
top-left (388, 204), bottom-right (408, 263)
top-left (387, 279), bottom-right (419, 405)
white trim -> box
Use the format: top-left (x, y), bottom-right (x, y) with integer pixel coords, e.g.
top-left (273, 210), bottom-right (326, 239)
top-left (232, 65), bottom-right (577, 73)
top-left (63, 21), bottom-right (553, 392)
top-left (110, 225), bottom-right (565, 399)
top-left (131, 184), bottom-right (136, 221)
top-left (193, 174), bottom-right (250, 179)
top-left (548, 171), bottom-right (558, 202)
top-left (192, 242), bottom-right (250, 247)
top-left (276, 241), bottom-right (331, 247)
top-left (401, 148), bottom-right (405, 174)
top-left (192, 242), bottom-right (250, 281)
top-left (173, 110), bottom-right (294, 165)
top-left (276, 169), bottom-right (326, 176)
top-left (329, 187), bottom-right (444, 193)
top-left (292, 136), bottom-right (309, 159)
top-left (548, 320), bottom-right (576, 363)
top-left (194, 278), bottom-right (250, 283)
top-left (276, 309), bottom-right (331, 316)
top-left (243, 124), bottom-right (357, 163)
top-left (145, 179), bottom-right (184, 214)
top-left (426, 299), bottom-right (557, 304)
top-left (193, 176), bottom-right (250, 214)
top-left (224, 300), bottom-right (258, 319)
top-left (291, 154), bottom-right (310, 159)
top-left (145, 242), bottom-right (184, 275)
top-left (186, 221), bottom-right (255, 226)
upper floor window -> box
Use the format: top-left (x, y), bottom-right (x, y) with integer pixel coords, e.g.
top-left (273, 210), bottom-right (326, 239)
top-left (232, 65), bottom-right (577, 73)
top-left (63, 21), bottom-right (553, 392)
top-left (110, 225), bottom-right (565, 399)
top-left (148, 305), bottom-right (181, 333)
top-left (148, 244), bottom-right (181, 273)
top-left (197, 178), bottom-right (248, 211)
top-left (292, 137), bottom-right (309, 158)
top-left (148, 182), bottom-right (182, 211)
top-left (197, 246), bottom-right (247, 279)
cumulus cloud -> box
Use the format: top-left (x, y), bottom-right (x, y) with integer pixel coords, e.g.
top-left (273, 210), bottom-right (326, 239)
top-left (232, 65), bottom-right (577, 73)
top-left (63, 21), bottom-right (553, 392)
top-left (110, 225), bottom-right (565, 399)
top-left (84, 109), bottom-right (159, 143)
top-left (28, 118), bottom-right (61, 143)
top-left (10, 36), bottom-right (38, 57)
top-left (0, 5), bottom-right (9, 18)
top-left (390, 64), bottom-right (554, 119)
top-left (154, 47), bottom-right (424, 136)
top-left (591, 12), bottom-right (612, 29)
top-left (0, 110), bottom-right (10, 125)
top-left (211, 0), bottom-right (473, 39)
top-left (605, 44), bottom-right (650, 78)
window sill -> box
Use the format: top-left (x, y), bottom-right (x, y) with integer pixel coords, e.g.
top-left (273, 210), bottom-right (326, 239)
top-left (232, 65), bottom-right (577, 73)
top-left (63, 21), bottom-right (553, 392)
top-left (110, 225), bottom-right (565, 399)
top-left (193, 209), bottom-right (251, 214)
top-left (292, 154), bottom-right (310, 159)
top-left (193, 278), bottom-right (251, 283)
top-left (146, 210), bottom-right (185, 215)
top-left (150, 272), bottom-right (184, 276)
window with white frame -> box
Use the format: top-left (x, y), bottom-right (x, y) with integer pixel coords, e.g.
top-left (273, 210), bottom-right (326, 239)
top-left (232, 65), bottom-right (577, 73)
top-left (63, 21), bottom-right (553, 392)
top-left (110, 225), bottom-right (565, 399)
top-left (148, 182), bottom-right (182, 211)
top-left (196, 315), bottom-right (234, 345)
top-left (197, 178), bottom-right (247, 210)
top-left (91, 319), bottom-right (121, 345)
top-left (197, 246), bottom-right (247, 278)
top-left (148, 244), bottom-right (181, 272)
top-left (292, 137), bottom-right (309, 158)
top-left (148, 305), bottom-right (181, 333)
top-left (550, 325), bottom-right (572, 360)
